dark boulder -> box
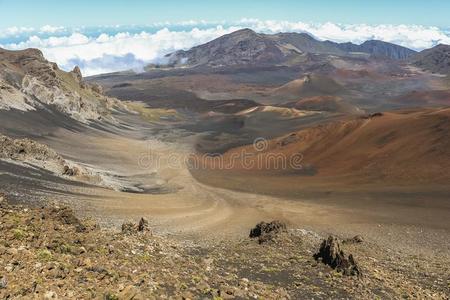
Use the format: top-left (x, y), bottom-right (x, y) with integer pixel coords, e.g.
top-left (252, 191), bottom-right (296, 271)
top-left (121, 222), bottom-right (136, 235)
top-left (62, 165), bottom-right (79, 176)
top-left (138, 217), bottom-right (149, 232)
top-left (249, 220), bottom-right (287, 244)
top-left (122, 217), bottom-right (151, 234)
top-left (314, 235), bottom-right (362, 276)
top-left (42, 206), bottom-right (87, 232)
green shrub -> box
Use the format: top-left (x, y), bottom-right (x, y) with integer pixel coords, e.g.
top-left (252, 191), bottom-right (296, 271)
top-left (12, 228), bottom-right (26, 240)
top-left (37, 249), bottom-right (53, 261)
top-left (104, 293), bottom-right (119, 300)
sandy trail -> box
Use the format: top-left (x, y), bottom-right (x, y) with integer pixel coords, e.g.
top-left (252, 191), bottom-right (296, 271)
top-left (30, 126), bottom-right (449, 256)
top-left (41, 128), bottom-right (350, 235)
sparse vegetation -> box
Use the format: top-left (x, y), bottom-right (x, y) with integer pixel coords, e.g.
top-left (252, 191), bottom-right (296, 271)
top-left (1, 23), bottom-right (450, 300)
top-left (12, 228), bottom-right (26, 240)
top-left (125, 101), bottom-right (181, 122)
top-left (0, 200), bottom-right (449, 299)
top-left (36, 249), bottom-right (53, 262)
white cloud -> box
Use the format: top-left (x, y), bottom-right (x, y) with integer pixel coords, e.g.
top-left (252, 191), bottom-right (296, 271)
top-left (39, 25), bottom-right (65, 33)
top-left (2, 26), bottom-right (241, 76)
top-left (1, 20), bottom-right (450, 76)
top-left (0, 26), bottom-right (35, 37)
top-left (0, 25), bottom-right (64, 38)
top-left (237, 19), bottom-right (450, 50)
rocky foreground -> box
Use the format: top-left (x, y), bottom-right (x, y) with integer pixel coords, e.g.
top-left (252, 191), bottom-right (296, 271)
top-left (0, 195), bottom-right (448, 299)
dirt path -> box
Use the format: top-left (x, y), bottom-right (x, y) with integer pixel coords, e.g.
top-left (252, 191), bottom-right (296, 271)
top-left (25, 126), bottom-right (448, 258)
top-left (37, 127), bottom-right (344, 235)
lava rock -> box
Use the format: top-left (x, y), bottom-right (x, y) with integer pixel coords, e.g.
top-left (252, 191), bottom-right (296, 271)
top-left (314, 235), bottom-right (362, 276)
top-left (121, 222), bottom-right (136, 235)
top-left (62, 165), bottom-right (79, 176)
top-left (249, 220), bottom-right (287, 244)
top-left (46, 206), bottom-right (86, 232)
top-left (122, 218), bottom-right (150, 235)
top-left (138, 217), bottom-right (149, 232)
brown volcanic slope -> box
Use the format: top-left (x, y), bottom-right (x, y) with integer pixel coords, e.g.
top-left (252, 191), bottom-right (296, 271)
top-left (334, 40), bottom-right (416, 60)
top-left (198, 107), bottom-right (450, 187)
top-left (270, 74), bottom-right (345, 101)
top-left (411, 44), bottom-right (450, 74)
top-left (165, 28), bottom-right (417, 68)
top-left (391, 89), bottom-right (450, 106)
top-left (284, 95), bottom-right (363, 114)
top-left (167, 28), bottom-right (290, 67)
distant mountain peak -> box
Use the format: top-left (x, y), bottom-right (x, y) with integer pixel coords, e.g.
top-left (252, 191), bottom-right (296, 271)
top-left (164, 29), bottom-right (418, 68)
top-left (232, 28), bottom-right (258, 35)
top-left (166, 28), bottom-right (285, 67)
top-left (212, 28), bottom-right (260, 42)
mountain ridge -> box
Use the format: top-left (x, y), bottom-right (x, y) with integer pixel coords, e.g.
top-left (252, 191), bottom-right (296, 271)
top-left (411, 44), bottom-right (450, 74)
top-left (0, 47), bottom-right (125, 123)
top-left (333, 39), bottom-right (416, 60)
top-left (165, 28), bottom-right (417, 68)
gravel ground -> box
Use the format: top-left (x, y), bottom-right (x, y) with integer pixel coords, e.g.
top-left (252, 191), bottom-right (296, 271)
top-left (0, 195), bottom-right (448, 299)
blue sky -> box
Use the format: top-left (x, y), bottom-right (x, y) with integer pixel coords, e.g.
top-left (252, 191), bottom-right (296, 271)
top-left (1, 0), bottom-right (450, 28)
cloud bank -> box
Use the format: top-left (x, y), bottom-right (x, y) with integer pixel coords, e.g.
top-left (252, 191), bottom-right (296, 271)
top-left (2, 26), bottom-right (240, 76)
top-left (1, 19), bottom-right (449, 76)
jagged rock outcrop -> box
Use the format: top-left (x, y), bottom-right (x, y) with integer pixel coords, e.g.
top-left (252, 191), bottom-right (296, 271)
top-left (0, 134), bottom-right (62, 163)
top-left (138, 217), bottom-right (149, 232)
top-left (0, 134), bottom-right (88, 179)
top-left (0, 133), bottom-right (153, 192)
top-left (314, 235), bottom-right (362, 276)
top-left (0, 47), bottom-right (124, 123)
top-left (249, 220), bottom-right (287, 243)
top-left (71, 66), bottom-right (83, 82)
